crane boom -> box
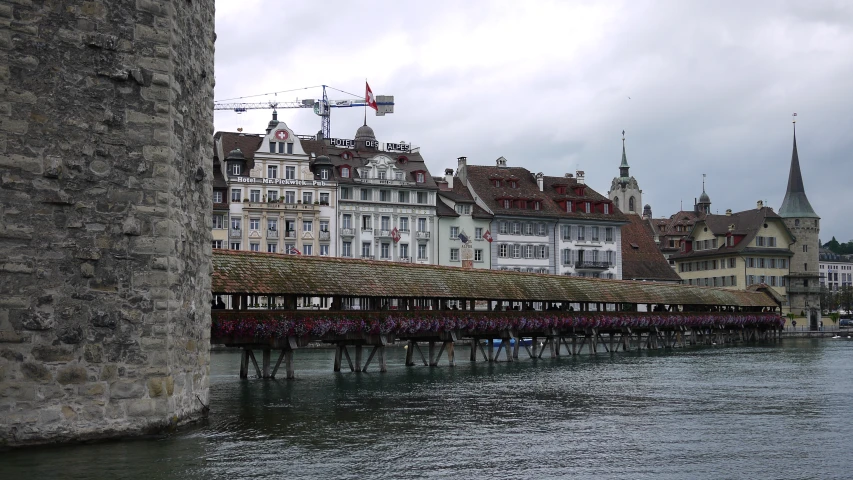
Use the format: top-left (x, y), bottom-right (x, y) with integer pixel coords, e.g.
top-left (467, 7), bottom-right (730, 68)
top-left (214, 85), bottom-right (394, 139)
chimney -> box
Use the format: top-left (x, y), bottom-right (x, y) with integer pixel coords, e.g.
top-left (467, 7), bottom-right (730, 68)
top-left (535, 172), bottom-right (544, 192)
top-left (457, 157), bottom-right (467, 185)
top-left (725, 209), bottom-right (732, 216)
top-left (444, 168), bottom-right (454, 189)
top-left (496, 156), bottom-right (507, 168)
top-left (575, 170), bottom-right (585, 185)
top-left (564, 173), bottom-right (573, 178)
top-left (756, 200), bottom-right (764, 209)
top-left (728, 224), bottom-right (735, 232)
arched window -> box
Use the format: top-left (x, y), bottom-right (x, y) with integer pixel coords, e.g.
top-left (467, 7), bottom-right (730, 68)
top-left (795, 219), bottom-right (800, 227)
top-left (629, 196), bottom-right (635, 212)
top-left (613, 197), bottom-right (619, 208)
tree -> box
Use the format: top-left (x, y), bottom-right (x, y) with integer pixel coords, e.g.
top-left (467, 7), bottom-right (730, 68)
top-left (841, 285), bottom-right (853, 314)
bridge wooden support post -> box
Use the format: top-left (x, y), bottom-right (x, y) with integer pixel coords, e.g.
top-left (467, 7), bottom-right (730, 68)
top-left (494, 340), bottom-right (505, 362)
top-left (428, 341), bottom-right (436, 366)
top-left (470, 339), bottom-right (477, 362)
top-left (488, 339), bottom-right (495, 362)
top-left (355, 345), bottom-right (363, 372)
top-left (405, 340), bottom-right (415, 366)
top-left (512, 337), bottom-right (520, 360)
top-left (378, 345), bottom-right (387, 373)
top-left (262, 349), bottom-right (271, 378)
top-left (530, 336), bottom-right (539, 359)
top-left (334, 345), bottom-right (342, 372)
top-left (609, 333), bottom-right (615, 353)
top-left (240, 349), bottom-right (249, 379)
top-left (548, 336), bottom-right (556, 358)
top-left (446, 341), bottom-right (455, 367)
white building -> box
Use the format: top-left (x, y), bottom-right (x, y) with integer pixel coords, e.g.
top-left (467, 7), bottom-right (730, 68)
top-left (435, 164), bottom-right (494, 268)
top-left (820, 248), bottom-right (853, 292)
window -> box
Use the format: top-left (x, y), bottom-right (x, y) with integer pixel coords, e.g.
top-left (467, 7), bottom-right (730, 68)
top-left (303, 192), bottom-right (313, 204)
top-left (562, 249), bottom-right (572, 265)
top-left (212, 240), bottom-right (223, 249)
top-left (249, 218), bottom-right (260, 231)
top-left (320, 220), bottom-right (329, 232)
top-left (500, 222), bottom-right (508, 234)
top-left (285, 191), bottom-right (296, 203)
top-left (213, 191), bottom-right (223, 203)
top-left (499, 244), bottom-right (508, 258)
top-left (475, 227), bottom-right (483, 240)
top-left (267, 190), bottom-right (278, 202)
top-left (250, 190), bottom-right (261, 202)
top-left (803, 245), bottom-right (808, 253)
top-left (416, 172), bottom-right (425, 183)
top-left (728, 258), bottom-right (736, 268)
top-left (417, 218), bottom-right (427, 232)
top-left (342, 242), bottom-right (352, 257)
top-left (360, 189), bottom-right (371, 201)
top-left (525, 223), bottom-right (534, 235)
top-left (250, 242), bottom-right (260, 252)
top-left (381, 216), bottom-right (391, 231)
top-left (341, 187), bottom-right (351, 200)
top-left (267, 219), bottom-right (277, 231)
top-left (230, 163), bottom-right (241, 176)
top-left (565, 202), bottom-right (572, 212)
top-left (231, 188), bottom-right (242, 202)
top-left (399, 191), bottom-right (410, 203)
top-left (768, 237), bottom-right (776, 247)
top-left (395, 171), bottom-right (403, 180)
top-left (493, 179), bottom-right (501, 187)
top-left (381, 243), bottom-right (390, 259)
top-left (285, 243), bottom-right (295, 254)
top-left (285, 166), bottom-right (295, 179)
top-left (512, 244), bottom-right (521, 258)
top-left (400, 244), bottom-right (409, 259)
top-left (538, 223), bottom-right (546, 236)
top-left (379, 190), bottom-right (390, 202)
top-left (524, 244), bottom-right (534, 258)
top-left (591, 227), bottom-right (599, 242)
top-left (267, 165), bottom-right (278, 179)
top-left (416, 192), bottom-right (428, 204)
top-left (287, 143), bottom-right (293, 154)
top-left (603, 204), bottom-right (610, 214)
top-left (320, 169), bottom-right (329, 180)
top-left (585, 202), bottom-right (591, 213)
top-left (303, 220), bottom-right (313, 232)
top-left (212, 214), bottom-right (225, 229)
top-left (230, 242), bottom-right (241, 250)
top-left (341, 167), bottom-right (350, 178)
top-left (278, 142), bottom-right (285, 154)
top-left (341, 214), bottom-right (352, 229)
top-left (362, 242), bottom-right (371, 258)
top-left (577, 226), bottom-right (585, 241)
top-left (418, 244), bottom-right (427, 260)
top-left (503, 200), bottom-right (511, 209)
top-left (605, 227), bottom-right (613, 242)
top-left (378, 170), bottom-right (387, 180)
top-left (512, 222), bottom-right (521, 235)
top-left (320, 192), bottom-right (329, 205)
top-left (450, 226), bottom-right (459, 238)
top-left (362, 215), bottom-right (372, 230)
top-left (475, 249), bottom-right (483, 262)
top-left (303, 245), bottom-right (313, 256)
top-left (450, 248), bottom-right (460, 262)
top-left (400, 217), bottom-right (409, 232)
top-left (455, 204), bottom-right (471, 215)
top-left (230, 217), bottom-right (241, 230)
top-left (269, 142), bottom-right (275, 153)
top-left (285, 220), bottom-right (295, 232)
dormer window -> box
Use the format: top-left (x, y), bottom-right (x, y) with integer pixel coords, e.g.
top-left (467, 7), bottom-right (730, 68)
top-left (341, 167), bottom-right (350, 178)
top-left (534, 201), bottom-right (541, 210)
top-left (230, 164), bottom-right (242, 176)
top-left (585, 202), bottom-right (591, 213)
top-left (565, 202), bottom-right (572, 212)
top-left (493, 179), bottom-right (501, 187)
top-left (603, 203), bottom-right (610, 214)
top-left (395, 171), bottom-right (403, 180)
top-left (320, 169), bottom-right (329, 180)
top-left (416, 172), bottom-right (425, 183)
top-left (508, 180), bottom-right (518, 188)
top-left (555, 186), bottom-right (566, 194)
top-left (341, 151), bottom-right (353, 161)
top-left (378, 169), bottom-right (387, 180)
top-left (503, 199), bottom-right (511, 209)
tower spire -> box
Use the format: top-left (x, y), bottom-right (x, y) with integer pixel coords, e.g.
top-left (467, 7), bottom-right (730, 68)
top-left (779, 114), bottom-right (819, 218)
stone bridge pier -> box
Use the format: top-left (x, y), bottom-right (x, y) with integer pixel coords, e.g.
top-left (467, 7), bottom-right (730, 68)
top-left (0, 0), bottom-right (215, 446)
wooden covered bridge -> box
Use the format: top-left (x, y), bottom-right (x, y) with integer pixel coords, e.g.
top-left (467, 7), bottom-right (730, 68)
top-left (211, 250), bottom-right (783, 378)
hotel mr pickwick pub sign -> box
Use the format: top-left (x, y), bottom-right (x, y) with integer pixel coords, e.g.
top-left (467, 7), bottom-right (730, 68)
top-left (229, 177), bottom-right (331, 186)
top-left (327, 137), bottom-right (411, 153)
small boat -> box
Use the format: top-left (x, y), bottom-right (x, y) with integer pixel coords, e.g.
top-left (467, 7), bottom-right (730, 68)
top-left (489, 338), bottom-right (534, 347)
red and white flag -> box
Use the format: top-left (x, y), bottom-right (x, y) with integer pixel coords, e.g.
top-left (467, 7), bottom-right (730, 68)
top-left (365, 82), bottom-right (378, 111)
top-left (288, 246), bottom-right (302, 255)
top-left (483, 230), bottom-right (493, 243)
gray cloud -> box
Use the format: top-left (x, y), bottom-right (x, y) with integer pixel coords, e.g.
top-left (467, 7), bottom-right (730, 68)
top-left (214, 0), bottom-right (853, 242)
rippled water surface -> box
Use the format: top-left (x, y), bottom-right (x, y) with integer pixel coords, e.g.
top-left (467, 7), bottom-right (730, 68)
top-left (3, 338), bottom-right (853, 479)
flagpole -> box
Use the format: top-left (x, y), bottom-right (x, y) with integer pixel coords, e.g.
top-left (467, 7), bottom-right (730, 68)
top-left (364, 78), bottom-right (367, 126)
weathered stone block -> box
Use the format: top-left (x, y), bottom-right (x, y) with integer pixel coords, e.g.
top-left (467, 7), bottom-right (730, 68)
top-left (31, 345), bottom-right (74, 363)
top-left (56, 365), bottom-right (88, 385)
top-left (110, 380), bottom-right (144, 399)
top-left (20, 362), bottom-right (52, 382)
top-left (83, 344), bottom-right (103, 363)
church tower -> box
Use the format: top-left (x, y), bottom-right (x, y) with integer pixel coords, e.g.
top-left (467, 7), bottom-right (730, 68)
top-left (608, 130), bottom-right (642, 214)
top-left (778, 116), bottom-right (821, 329)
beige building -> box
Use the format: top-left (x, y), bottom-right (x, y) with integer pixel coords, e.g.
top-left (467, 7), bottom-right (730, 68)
top-left (670, 204), bottom-right (794, 301)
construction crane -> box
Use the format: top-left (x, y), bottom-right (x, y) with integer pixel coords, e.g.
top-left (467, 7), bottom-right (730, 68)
top-left (214, 85), bottom-right (394, 139)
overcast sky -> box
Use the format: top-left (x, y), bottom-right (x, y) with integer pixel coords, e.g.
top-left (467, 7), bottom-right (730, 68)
top-left (213, 0), bottom-right (853, 242)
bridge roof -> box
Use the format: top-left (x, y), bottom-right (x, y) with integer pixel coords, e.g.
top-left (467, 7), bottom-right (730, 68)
top-left (212, 251), bottom-right (777, 308)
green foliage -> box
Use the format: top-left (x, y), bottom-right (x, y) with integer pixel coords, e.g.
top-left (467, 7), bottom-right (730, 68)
top-left (823, 236), bottom-right (853, 255)
top-left (829, 312), bottom-right (840, 324)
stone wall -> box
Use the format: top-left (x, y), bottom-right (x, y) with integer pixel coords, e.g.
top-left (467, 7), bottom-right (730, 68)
top-left (0, 0), bottom-right (214, 446)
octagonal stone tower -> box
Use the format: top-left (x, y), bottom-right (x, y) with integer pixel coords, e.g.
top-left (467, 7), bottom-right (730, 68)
top-left (0, 0), bottom-right (214, 446)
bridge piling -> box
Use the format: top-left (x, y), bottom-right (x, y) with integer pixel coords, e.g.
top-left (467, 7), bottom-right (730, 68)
top-left (355, 345), bottom-right (364, 372)
top-left (262, 349), bottom-right (271, 378)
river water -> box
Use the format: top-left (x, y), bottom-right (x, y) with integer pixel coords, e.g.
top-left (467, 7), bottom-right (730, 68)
top-left (2, 338), bottom-right (853, 479)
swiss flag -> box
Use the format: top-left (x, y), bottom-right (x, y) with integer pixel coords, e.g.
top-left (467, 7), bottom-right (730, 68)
top-left (365, 82), bottom-right (378, 111)
top-left (483, 230), bottom-right (493, 243)
top-left (391, 227), bottom-right (401, 243)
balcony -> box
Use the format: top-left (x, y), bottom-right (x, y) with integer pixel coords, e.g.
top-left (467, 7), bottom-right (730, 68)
top-left (361, 255), bottom-right (374, 260)
top-left (230, 228), bottom-right (242, 238)
top-left (575, 261), bottom-right (611, 270)
top-left (284, 230), bottom-right (297, 239)
top-left (340, 228), bottom-right (355, 237)
top-left (243, 202), bottom-right (320, 212)
top-left (362, 227), bottom-right (373, 233)
top-left (266, 230), bottom-right (279, 240)
top-left (377, 229), bottom-right (392, 238)
top-left (416, 231), bottom-right (431, 239)
top-left (319, 231), bottom-right (331, 241)
top-left (397, 257), bottom-right (412, 263)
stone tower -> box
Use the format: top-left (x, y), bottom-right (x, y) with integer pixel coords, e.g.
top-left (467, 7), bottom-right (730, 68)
top-left (609, 131), bottom-right (642, 214)
top-left (0, 1), bottom-right (215, 445)
top-left (778, 119), bottom-right (821, 329)
top-left (695, 176), bottom-right (712, 215)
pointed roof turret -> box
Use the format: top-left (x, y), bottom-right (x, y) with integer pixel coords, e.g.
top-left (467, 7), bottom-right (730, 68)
top-left (779, 119), bottom-right (819, 219)
top-left (618, 130), bottom-right (630, 187)
top-left (620, 130), bottom-right (629, 169)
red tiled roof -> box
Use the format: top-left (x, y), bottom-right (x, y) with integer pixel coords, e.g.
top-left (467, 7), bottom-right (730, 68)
top-left (620, 214), bottom-right (682, 282)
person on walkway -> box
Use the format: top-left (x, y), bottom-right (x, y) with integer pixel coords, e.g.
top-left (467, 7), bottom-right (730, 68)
top-left (792, 319), bottom-right (797, 330)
